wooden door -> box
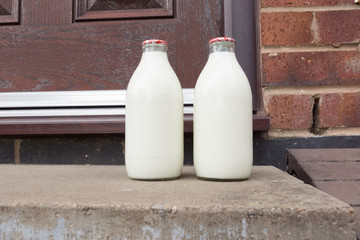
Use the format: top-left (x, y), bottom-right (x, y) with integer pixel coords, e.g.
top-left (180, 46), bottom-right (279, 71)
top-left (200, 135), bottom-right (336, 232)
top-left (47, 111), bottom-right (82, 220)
top-left (0, 0), bottom-right (223, 92)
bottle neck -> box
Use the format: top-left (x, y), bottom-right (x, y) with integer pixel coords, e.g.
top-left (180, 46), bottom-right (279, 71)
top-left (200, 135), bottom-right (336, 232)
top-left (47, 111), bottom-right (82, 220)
top-left (140, 44), bottom-right (169, 66)
top-left (209, 41), bottom-right (235, 54)
top-left (207, 41), bottom-right (238, 66)
top-left (142, 44), bottom-right (167, 53)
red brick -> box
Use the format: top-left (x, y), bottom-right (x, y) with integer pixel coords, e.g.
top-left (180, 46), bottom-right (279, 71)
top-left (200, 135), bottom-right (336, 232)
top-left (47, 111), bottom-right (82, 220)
top-left (262, 0), bottom-right (353, 7)
top-left (334, 51), bottom-right (360, 81)
top-left (319, 92), bottom-right (360, 128)
top-left (262, 52), bottom-right (330, 86)
top-left (317, 10), bottom-right (360, 44)
top-left (262, 51), bottom-right (360, 86)
top-left (261, 12), bottom-right (314, 46)
top-left (265, 94), bottom-right (313, 129)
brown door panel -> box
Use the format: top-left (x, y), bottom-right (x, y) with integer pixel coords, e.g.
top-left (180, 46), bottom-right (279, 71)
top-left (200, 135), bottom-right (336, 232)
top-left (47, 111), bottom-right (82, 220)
top-left (0, 20), bottom-right (177, 91)
top-left (0, 0), bottom-right (224, 92)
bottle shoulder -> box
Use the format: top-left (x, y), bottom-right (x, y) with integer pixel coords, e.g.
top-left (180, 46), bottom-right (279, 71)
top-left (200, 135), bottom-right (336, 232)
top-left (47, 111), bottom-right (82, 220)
top-left (127, 60), bottom-right (182, 100)
top-left (196, 63), bottom-right (250, 89)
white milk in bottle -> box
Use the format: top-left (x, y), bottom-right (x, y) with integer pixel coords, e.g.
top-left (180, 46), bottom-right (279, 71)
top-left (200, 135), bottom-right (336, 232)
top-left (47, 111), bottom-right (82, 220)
top-left (125, 39), bottom-right (183, 180)
top-left (194, 37), bottom-right (253, 180)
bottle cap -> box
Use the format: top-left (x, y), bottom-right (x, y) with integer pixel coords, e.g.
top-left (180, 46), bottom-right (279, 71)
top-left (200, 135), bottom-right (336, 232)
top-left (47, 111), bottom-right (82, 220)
top-left (142, 39), bottom-right (168, 47)
top-left (209, 37), bottom-right (235, 45)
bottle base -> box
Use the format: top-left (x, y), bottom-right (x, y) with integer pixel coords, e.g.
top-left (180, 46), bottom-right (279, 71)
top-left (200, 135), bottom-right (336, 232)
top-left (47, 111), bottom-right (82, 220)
top-left (196, 176), bottom-right (249, 182)
top-left (128, 175), bottom-right (181, 181)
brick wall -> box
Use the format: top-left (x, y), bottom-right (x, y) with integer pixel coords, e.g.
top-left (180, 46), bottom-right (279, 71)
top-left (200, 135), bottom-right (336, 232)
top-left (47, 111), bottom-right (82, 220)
top-left (259, 0), bottom-right (360, 137)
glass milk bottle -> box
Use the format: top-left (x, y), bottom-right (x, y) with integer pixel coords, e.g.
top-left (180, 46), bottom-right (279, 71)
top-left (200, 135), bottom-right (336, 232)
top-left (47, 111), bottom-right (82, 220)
top-left (125, 39), bottom-right (183, 180)
top-left (194, 37), bottom-right (253, 180)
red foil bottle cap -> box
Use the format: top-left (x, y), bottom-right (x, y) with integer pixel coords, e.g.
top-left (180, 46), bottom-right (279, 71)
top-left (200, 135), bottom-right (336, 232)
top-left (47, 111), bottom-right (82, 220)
top-left (142, 39), bottom-right (168, 47)
top-left (209, 37), bottom-right (235, 45)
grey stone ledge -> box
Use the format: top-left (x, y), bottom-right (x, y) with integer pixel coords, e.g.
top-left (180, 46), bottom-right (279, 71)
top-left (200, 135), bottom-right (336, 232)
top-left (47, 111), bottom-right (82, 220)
top-left (0, 165), bottom-right (356, 240)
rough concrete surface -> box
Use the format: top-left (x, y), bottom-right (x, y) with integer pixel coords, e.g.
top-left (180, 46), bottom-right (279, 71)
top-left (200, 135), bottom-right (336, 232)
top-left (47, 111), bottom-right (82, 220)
top-left (0, 165), bottom-right (356, 240)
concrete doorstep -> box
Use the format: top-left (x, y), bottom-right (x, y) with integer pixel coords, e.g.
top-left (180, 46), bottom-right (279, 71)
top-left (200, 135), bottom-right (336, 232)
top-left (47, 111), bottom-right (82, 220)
top-left (0, 165), bottom-right (356, 240)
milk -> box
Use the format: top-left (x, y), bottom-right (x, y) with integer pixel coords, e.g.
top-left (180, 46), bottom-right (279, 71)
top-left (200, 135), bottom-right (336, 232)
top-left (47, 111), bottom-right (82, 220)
top-left (194, 38), bottom-right (253, 180)
top-left (125, 40), bottom-right (183, 180)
